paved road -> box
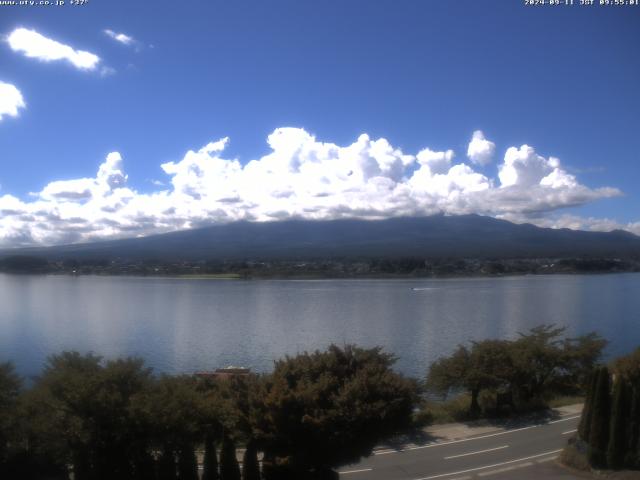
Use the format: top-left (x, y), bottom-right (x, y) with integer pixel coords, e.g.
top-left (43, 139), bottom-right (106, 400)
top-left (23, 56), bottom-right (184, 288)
top-left (338, 413), bottom-right (582, 480)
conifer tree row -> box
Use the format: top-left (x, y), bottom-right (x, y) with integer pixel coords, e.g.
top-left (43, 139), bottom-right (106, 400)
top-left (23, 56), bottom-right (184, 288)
top-left (576, 347), bottom-right (640, 471)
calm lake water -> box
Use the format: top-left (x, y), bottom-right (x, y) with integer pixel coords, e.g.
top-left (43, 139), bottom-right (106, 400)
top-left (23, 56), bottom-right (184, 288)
top-left (1, 273), bottom-right (639, 379)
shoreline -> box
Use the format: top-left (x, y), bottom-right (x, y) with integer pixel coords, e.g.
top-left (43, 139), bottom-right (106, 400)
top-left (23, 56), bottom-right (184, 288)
top-left (1, 269), bottom-right (640, 280)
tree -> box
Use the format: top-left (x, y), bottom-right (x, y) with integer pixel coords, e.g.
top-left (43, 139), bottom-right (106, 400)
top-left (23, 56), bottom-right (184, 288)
top-left (25, 352), bottom-right (154, 480)
top-left (202, 434), bottom-right (219, 480)
top-left (611, 347), bottom-right (640, 469)
top-left (32, 351), bottom-right (104, 479)
top-left (607, 378), bottom-right (630, 469)
top-left (588, 366), bottom-right (611, 468)
top-left (578, 369), bottom-right (598, 443)
top-left (562, 332), bottom-right (608, 392)
top-left (158, 449), bottom-right (178, 480)
top-left (612, 347), bottom-right (640, 385)
top-left (13, 386), bottom-right (69, 478)
top-left (0, 362), bottom-right (21, 473)
top-left (242, 441), bottom-right (260, 480)
top-left (220, 434), bottom-right (241, 480)
top-left (256, 345), bottom-right (418, 477)
top-left (93, 357), bottom-right (154, 480)
top-left (131, 374), bottom-right (205, 479)
top-left (625, 386), bottom-right (640, 468)
top-left (425, 345), bottom-right (470, 398)
top-left (426, 326), bottom-right (605, 418)
top-left (177, 444), bottom-right (199, 480)
top-left (511, 325), bottom-right (568, 402)
top-left (426, 340), bottom-right (513, 416)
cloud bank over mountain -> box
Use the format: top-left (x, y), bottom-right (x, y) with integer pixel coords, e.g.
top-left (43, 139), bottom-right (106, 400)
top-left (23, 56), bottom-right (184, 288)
top-left (0, 129), bottom-right (629, 247)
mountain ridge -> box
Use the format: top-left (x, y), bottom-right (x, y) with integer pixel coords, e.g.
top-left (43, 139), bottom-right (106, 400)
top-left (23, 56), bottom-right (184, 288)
top-left (2, 215), bottom-right (640, 262)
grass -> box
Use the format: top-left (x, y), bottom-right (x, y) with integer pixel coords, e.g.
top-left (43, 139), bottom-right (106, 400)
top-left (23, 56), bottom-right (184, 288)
top-left (419, 393), bottom-right (585, 426)
top-left (420, 393), bottom-right (475, 425)
top-left (546, 395), bottom-right (585, 408)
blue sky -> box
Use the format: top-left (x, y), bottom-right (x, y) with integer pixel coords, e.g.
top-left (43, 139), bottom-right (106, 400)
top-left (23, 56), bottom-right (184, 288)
top-left (0, 0), bottom-right (639, 246)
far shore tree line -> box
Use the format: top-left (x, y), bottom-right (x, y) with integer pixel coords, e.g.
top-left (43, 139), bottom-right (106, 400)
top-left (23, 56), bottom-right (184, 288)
top-left (1, 254), bottom-right (639, 277)
top-left (1, 325), bottom-right (636, 480)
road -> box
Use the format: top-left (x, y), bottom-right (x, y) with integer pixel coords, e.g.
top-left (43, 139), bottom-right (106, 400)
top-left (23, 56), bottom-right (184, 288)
top-left (338, 413), bottom-right (583, 480)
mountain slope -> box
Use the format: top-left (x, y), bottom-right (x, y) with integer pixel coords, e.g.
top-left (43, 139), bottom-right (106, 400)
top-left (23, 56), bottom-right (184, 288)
top-left (3, 215), bottom-right (640, 261)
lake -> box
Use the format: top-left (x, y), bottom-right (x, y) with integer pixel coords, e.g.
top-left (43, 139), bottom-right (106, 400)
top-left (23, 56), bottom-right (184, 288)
top-left (1, 273), bottom-right (639, 379)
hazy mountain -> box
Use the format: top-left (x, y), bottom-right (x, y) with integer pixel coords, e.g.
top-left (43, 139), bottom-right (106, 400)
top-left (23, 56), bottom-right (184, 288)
top-left (3, 215), bottom-right (640, 261)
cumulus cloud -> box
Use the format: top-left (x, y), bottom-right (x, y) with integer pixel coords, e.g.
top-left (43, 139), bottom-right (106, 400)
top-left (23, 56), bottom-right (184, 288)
top-left (0, 128), bottom-right (628, 247)
top-left (499, 213), bottom-right (640, 237)
top-left (103, 29), bottom-right (134, 46)
top-left (467, 130), bottom-right (495, 166)
top-left (499, 145), bottom-right (575, 188)
top-left (6, 28), bottom-right (100, 71)
top-left (0, 81), bottom-right (25, 120)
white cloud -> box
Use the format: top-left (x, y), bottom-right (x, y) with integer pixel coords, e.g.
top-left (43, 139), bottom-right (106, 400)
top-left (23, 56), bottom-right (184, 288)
top-left (416, 148), bottom-right (454, 175)
top-left (0, 81), bottom-right (25, 121)
top-left (499, 213), bottom-right (640, 237)
top-left (6, 28), bottom-right (100, 71)
top-left (499, 145), bottom-right (578, 189)
top-left (0, 128), bottom-right (628, 247)
top-left (103, 29), bottom-right (134, 46)
top-left (467, 130), bottom-right (495, 166)
top-left (100, 66), bottom-right (117, 77)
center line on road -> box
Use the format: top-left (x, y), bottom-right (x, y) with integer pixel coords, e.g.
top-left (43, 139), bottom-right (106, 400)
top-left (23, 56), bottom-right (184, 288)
top-left (374, 425), bottom-right (537, 456)
top-left (339, 468), bottom-right (373, 475)
top-left (549, 415), bottom-right (581, 424)
top-left (413, 449), bottom-right (563, 480)
top-left (444, 445), bottom-right (509, 460)
top-left (562, 429), bottom-right (578, 435)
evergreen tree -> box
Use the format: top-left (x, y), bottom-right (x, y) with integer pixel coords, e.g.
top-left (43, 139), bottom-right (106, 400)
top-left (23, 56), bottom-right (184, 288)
top-left (220, 435), bottom-right (241, 480)
top-left (578, 369), bottom-right (597, 443)
top-left (0, 362), bottom-right (21, 474)
top-left (242, 441), bottom-right (260, 480)
top-left (607, 378), bottom-right (629, 469)
top-left (588, 366), bottom-right (611, 468)
top-left (177, 444), bottom-right (199, 480)
top-left (132, 449), bottom-right (157, 480)
top-left (158, 449), bottom-right (178, 480)
top-left (202, 435), bottom-right (219, 480)
top-left (626, 386), bottom-right (640, 469)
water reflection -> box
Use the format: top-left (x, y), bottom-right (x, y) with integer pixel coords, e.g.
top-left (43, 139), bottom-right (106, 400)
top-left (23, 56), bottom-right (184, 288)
top-left (0, 273), bottom-right (638, 378)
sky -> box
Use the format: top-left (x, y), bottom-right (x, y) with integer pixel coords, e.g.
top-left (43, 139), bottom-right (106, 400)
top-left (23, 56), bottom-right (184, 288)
top-left (0, 0), bottom-right (639, 247)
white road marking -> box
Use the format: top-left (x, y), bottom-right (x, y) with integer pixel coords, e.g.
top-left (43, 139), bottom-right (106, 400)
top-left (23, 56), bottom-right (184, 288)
top-left (477, 461), bottom-right (533, 477)
top-left (536, 456), bottom-right (559, 463)
top-left (562, 429), bottom-right (577, 435)
top-left (339, 468), bottom-right (373, 475)
top-left (412, 449), bottom-right (564, 480)
top-left (374, 413), bottom-right (580, 456)
top-left (374, 426), bottom-right (536, 455)
top-left (444, 445), bottom-right (509, 460)
top-left (549, 415), bottom-right (581, 424)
